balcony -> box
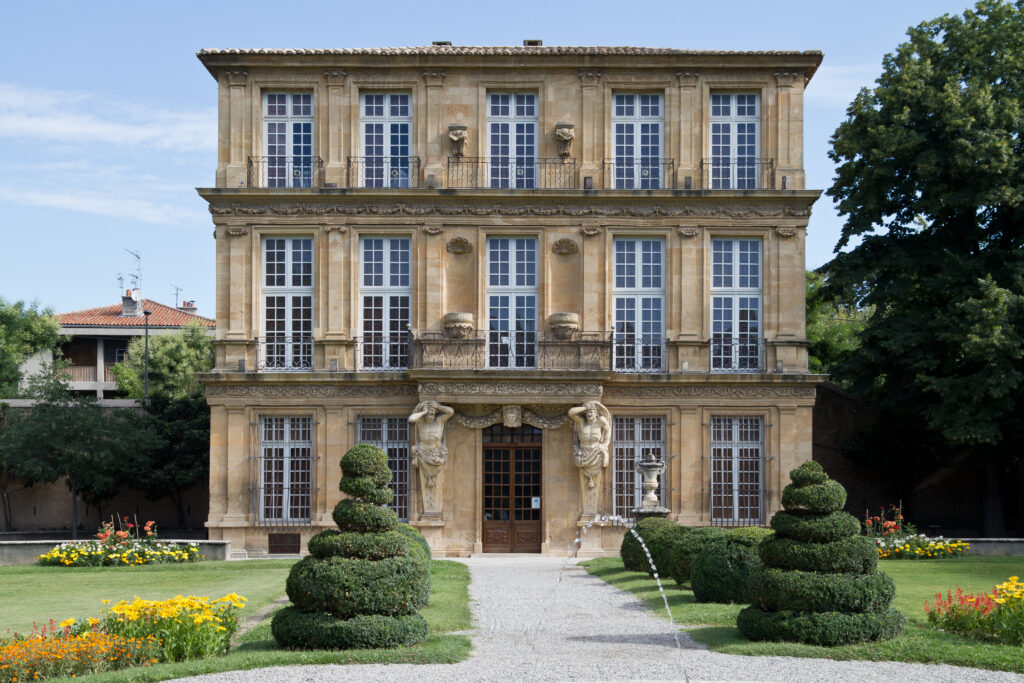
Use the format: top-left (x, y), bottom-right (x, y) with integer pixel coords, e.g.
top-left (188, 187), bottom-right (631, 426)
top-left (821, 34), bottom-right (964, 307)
top-left (611, 335), bottom-right (667, 374)
top-left (255, 336), bottom-right (313, 372)
top-left (700, 158), bottom-right (774, 190)
top-left (710, 337), bottom-right (764, 373)
top-left (410, 330), bottom-right (610, 371)
top-left (602, 158), bottom-right (675, 190)
top-left (247, 156), bottom-right (324, 188)
top-left (347, 156), bottom-right (421, 189)
top-left (68, 365), bottom-right (97, 382)
top-left (447, 157), bottom-right (577, 189)
top-left (356, 334), bottom-right (410, 371)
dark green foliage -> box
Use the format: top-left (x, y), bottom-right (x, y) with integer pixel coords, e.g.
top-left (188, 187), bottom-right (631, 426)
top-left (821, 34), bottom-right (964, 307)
top-left (396, 523), bottom-right (431, 560)
top-left (770, 510), bottom-right (860, 543)
top-left (665, 526), bottom-right (730, 585)
top-left (806, 270), bottom-right (870, 377)
top-left (340, 444), bottom-right (392, 487)
top-left (690, 527), bottom-right (773, 604)
top-left (788, 461), bottom-right (828, 487)
top-left (752, 569), bottom-right (896, 613)
top-left (0, 298), bottom-right (60, 398)
top-left (619, 517), bottom-right (683, 575)
top-left (110, 322), bottom-right (213, 400)
top-left (307, 530), bottom-right (408, 560)
top-left (339, 476), bottom-right (395, 505)
top-left (271, 606), bottom-right (429, 650)
top-left (284, 555), bottom-right (430, 619)
top-left (780, 479), bottom-right (846, 514)
top-left (759, 535), bottom-right (877, 574)
top-left (333, 499), bottom-right (399, 533)
top-left (736, 606), bottom-right (905, 646)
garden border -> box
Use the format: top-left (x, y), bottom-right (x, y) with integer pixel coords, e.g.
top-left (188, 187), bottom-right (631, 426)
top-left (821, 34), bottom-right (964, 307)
top-left (0, 539), bottom-right (231, 565)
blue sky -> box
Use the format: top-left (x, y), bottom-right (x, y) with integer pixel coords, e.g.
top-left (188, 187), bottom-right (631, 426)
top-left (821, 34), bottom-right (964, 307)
top-left (0, 0), bottom-right (977, 317)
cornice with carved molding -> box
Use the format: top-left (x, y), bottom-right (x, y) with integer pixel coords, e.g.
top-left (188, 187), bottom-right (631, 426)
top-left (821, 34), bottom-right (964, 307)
top-left (603, 385), bottom-right (816, 399)
top-left (205, 384), bottom-right (417, 398)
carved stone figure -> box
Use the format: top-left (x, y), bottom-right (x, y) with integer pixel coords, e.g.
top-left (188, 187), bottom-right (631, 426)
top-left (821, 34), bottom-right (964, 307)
top-left (555, 123), bottom-right (575, 158)
top-left (568, 401), bottom-right (611, 518)
top-left (448, 124), bottom-right (468, 157)
top-left (409, 400), bottom-right (455, 516)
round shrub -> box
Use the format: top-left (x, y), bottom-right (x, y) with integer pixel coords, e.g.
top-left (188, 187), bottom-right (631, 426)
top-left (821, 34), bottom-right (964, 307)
top-left (760, 535), bottom-right (877, 574)
top-left (788, 460), bottom-right (828, 487)
top-left (770, 510), bottom-right (860, 543)
top-left (780, 479), bottom-right (846, 514)
top-left (736, 605), bottom-right (905, 646)
top-left (339, 476), bottom-right (395, 505)
top-left (285, 555), bottom-right (430, 619)
top-left (333, 499), bottom-right (399, 533)
top-left (396, 523), bottom-right (431, 560)
top-left (691, 536), bottom-right (764, 604)
top-left (307, 529), bottom-right (408, 560)
top-left (619, 517), bottom-right (683, 575)
top-left (665, 526), bottom-right (730, 585)
top-left (752, 569), bottom-right (896, 613)
top-left (272, 606), bottom-right (428, 650)
top-left (340, 444), bottom-right (392, 487)
top-left (728, 526), bottom-right (774, 546)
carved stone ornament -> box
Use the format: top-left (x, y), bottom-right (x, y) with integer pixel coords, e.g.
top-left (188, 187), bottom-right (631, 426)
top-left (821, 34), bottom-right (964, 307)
top-left (321, 224), bottom-right (347, 234)
top-left (442, 312), bottom-right (474, 339)
top-left (420, 224), bottom-right (443, 235)
top-left (602, 385), bottom-right (816, 399)
top-left (409, 400), bottom-right (454, 516)
top-left (775, 71), bottom-right (801, 87)
top-left (551, 238), bottom-right (579, 255)
top-left (205, 384), bottom-right (417, 398)
top-left (578, 70), bottom-right (601, 86)
top-left (446, 237), bottom-right (472, 254)
top-left (502, 405), bottom-right (522, 428)
top-left (423, 71), bottom-right (446, 86)
top-left (224, 70), bottom-right (248, 86)
top-left (676, 72), bottom-right (698, 87)
top-left (454, 406), bottom-right (569, 430)
top-left (677, 227), bottom-right (699, 239)
top-left (448, 124), bottom-right (468, 158)
top-left (554, 123), bottom-right (575, 158)
top-left (569, 401), bottom-right (612, 516)
top-left (775, 226), bottom-right (797, 238)
top-left (548, 312), bottom-right (580, 341)
top-left (324, 70), bottom-right (347, 85)
top-left (419, 381), bottom-right (601, 397)
top-left (579, 223), bottom-right (602, 237)
top-left (226, 226), bottom-right (248, 238)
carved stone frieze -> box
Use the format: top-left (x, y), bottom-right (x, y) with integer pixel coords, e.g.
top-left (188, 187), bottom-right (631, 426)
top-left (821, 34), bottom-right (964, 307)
top-left (454, 405), bottom-right (570, 430)
top-left (446, 237), bottom-right (472, 254)
top-left (602, 385), bottom-right (816, 399)
top-left (205, 384), bottom-right (417, 398)
top-left (420, 382), bottom-right (601, 397)
top-left (551, 238), bottom-right (579, 255)
top-left (677, 227), bottom-right (699, 239)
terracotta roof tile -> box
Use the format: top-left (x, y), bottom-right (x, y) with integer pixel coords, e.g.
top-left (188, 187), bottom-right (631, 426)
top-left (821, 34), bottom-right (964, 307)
top-left (57, 300), bottom-right (215, 329)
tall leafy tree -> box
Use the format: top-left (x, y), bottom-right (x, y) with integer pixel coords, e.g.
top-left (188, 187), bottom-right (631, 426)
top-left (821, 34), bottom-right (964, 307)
top-left (805, 270), bottom-right (871, 377)
top-left (826, 0), bottom-right (1024, 534)
top-left (0, 298), bottom-right (61, 397)
top-left (111, 321), bottom-right (213, 400)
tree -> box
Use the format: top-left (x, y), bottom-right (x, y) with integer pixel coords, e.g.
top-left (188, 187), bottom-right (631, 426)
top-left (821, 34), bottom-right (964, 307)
top-left (826, 0), bottom-right (1024, 534)
top-left (110, 321), bottom-right (213, 400)
top-left (805, 270), bottom-right (871, 377)
top-left (0, 298), bottom-right (61, 397)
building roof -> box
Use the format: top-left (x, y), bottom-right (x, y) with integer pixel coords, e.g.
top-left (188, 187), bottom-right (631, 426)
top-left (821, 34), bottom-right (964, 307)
top-left (57, 300), bottom-right (215, 329)
top-left (198, 46), bottom-right (823, 57)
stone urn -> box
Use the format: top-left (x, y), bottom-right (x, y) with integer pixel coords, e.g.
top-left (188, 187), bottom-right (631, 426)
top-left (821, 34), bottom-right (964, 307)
top-left (633, 452), bottom-right (670, 520)
top-left (548, 312), bottom-right (580, 340)
top-left (443, 312), bottom-right (474, 339)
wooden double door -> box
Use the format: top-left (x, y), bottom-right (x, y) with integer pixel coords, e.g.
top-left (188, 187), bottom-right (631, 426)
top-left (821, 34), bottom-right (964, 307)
top-left (482, 425), bottom-right (542, 553)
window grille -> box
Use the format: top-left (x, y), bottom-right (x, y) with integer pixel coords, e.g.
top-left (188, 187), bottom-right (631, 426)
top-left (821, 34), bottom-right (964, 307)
top-left (613, 416), bottom-right (666, 520)
top-left (256, 416), bottom-right (313, 526)
top-left (710, 416), bottom-right (764, 525)
top-left (358, 417), bottom-right (410, 521)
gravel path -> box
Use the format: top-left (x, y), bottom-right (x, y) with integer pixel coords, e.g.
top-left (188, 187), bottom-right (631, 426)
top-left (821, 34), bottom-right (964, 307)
top-left (181, 556), bottom-right (1023, 682)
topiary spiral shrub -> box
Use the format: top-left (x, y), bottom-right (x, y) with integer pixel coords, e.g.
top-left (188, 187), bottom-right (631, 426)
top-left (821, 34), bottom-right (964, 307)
top-left (690, 527), bottom-right (773, 604)
top-left (619, 517), bottom-right (685, 575)
top-left (737, 461), bottom-right (904, 646)
top-left (272, 443), bottom-right (430, 650)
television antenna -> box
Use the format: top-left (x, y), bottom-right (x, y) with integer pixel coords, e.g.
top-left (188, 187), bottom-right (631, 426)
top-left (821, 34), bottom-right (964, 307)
top-left (124, 249), bottom-right (142, 293)
top-left (171, 284), bottom-right (183, 308)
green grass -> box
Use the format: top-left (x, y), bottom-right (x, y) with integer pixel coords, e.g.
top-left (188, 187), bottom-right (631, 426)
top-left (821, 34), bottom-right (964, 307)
top-left (582, 555), bottom-right (1024, 673)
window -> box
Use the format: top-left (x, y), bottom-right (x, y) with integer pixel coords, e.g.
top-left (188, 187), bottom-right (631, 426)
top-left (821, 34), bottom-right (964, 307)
top-left (262, 237), bottom-right (313, 371)
top-left (711, 239), bottom-right (761, 372)
top-left (613, 239), bottom-right (665, 372)
top-left (258, 416), bottom-right (313, 524)
top-left (613, 417), bottom-right (666, 519)
top-left (487, 237), bottom-right (537, 368)
top-left (710, 416), bottom-right (763, 525)
top-left (262, 93), bottom-right (314, 188)
top-left (360, 93), bottom-right (413, 188)
top-left (358, 417), bottom-right (410, 521)
top-left (709, 93), bottom-right (760, 189)
top-left (359, 237), bottom-right (411, 370)
top-left (488, 93), bottom-right (537, 188)
top-left (612, 94), bottom-right (664, 189)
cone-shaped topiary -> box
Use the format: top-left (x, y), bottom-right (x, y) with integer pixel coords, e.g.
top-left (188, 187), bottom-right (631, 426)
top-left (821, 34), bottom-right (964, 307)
top-left (272, 443), bottom-right (430, 649)
top-left (737, 461), bottom-right (904, 646)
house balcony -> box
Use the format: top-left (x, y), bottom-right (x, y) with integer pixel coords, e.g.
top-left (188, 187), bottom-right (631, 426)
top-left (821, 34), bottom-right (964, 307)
top-left (611, 335), bottom-right (668, 374)
top-left (409, 330), bottom-right (610, 372)
top-left (355, 334), bottom-right (410, 371)
top-left (347, 156), bottom-right (422, 189)
top-left (255, 336), bottom-right (314, 372)
top-left (602, 158), bottom-right (675, 190)
top-left (700, 158), bottom-right (775, 190)
top-left (446, 157), bottom-right (577, 190)
top-left (68, 365), bottom-right (97, 382)
top-left (247, 156), bottom-right (325, 188)
top-left (709, 337), bottom-right (764, 373)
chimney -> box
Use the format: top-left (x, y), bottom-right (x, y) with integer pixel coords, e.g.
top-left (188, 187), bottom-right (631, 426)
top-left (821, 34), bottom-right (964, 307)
top-left (178, 300), bottom-right (197, 313)
top-left (121, 289), bottom-right (142, 317)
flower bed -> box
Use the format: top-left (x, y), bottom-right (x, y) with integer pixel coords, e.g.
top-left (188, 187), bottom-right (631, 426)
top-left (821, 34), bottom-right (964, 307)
top-left (0, 628), bottom-right (160, 682)
top-left (925, 576), bottom-right (1024, 645)
top-left (38, 518), bottom-right (201, 567)
top-left (865, 503), bottom-right (969, 560)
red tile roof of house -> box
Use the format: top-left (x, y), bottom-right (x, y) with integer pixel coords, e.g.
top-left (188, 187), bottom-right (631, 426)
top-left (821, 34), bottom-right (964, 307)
top-left (58, 300), bottom-right (215, 329)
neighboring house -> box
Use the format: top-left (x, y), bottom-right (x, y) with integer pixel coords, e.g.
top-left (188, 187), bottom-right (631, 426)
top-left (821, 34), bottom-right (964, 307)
top-left (196, 42), bottom-right (823, 558)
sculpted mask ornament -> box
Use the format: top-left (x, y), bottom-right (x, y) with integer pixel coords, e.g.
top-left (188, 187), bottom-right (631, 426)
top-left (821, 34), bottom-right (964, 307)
top-left (442, 312), bottom-right (474, 340)
top-left (409, 400), bottom-right (455, 517)
top-left (569, 401), bottom-right (612, 517)
top-left (554, 123), bottom-right (575, 158)
top-left (448, 125), bottom-right (468, 158)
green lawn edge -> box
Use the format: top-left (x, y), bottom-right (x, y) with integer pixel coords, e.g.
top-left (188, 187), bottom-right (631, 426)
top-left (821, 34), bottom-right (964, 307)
top-left (581, 555), bottom-right (1024, 674)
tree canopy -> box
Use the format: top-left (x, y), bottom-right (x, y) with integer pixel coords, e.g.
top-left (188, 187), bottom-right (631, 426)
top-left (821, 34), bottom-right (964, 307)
top-left (0, 298), bottom-right (61, 397)
top-left (111, 321), bottom-right (213, 400)
top-left (805, 270), bottom-right (871, 378)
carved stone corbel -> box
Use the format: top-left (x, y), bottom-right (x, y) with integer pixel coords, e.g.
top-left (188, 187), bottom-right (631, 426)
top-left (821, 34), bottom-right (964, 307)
top-left (423, 71), bottom-right (446, 87)
top-left (226, 225), bottom-right (248, 238)
top-left (578, 70), bottom-right (602, 87)
top-left (676, 72), bottom-right (698, 88)
top-left (224, 70), bottom-right (248, 86)
top-left (551, 238), bottom-right (579, 255)
top-left (775, 227), bottom-right (797, 238)
top-left (420, 224), bottom-right (444, 236)
top-left (775, 72), bottom-right (801, 87)
top-left (579, 223), bottom-right (602, 237)
top-left (324, 70), bottom-right (347, 85)
top-left (321, 224), bottom-right (347, 234)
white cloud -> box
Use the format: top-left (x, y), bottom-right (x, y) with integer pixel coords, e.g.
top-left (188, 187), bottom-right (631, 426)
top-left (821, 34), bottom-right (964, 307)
top-left (806, 64), bottom-right (882, 109)
top-left (0, 83), bottom-right (215, 152)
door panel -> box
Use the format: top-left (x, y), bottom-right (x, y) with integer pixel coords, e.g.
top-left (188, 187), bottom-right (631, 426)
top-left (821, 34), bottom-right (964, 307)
top-left (482, 426), bottom-right (542, 553)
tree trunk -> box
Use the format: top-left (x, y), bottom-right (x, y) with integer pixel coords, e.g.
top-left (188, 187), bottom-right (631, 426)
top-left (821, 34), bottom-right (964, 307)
top-left (982, 456), bottom-right (1008, 537)
top-left (0, 484), bottom-right (12, 532)
top-left (173, 491), bottom-right (186, 530)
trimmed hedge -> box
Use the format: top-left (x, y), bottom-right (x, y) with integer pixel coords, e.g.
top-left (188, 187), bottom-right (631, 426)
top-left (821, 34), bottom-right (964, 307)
top-left (307, 529), bottom-right (408, 560)
top-left (339, 475), bottom-right (395, 505)
top-left (665, 526), bottom-right (729, 585)
top-left (788, 460), bottom-right (828, 487)
top-left (340, 444), bottom-right (393, 487)
top-left (759, 535), bottom-right (878, 574)
top-left (272, 606), bottom-right (429, 650)
top-left (770, 510), bottom-right (860, 543)
top-left (396, 523), bottom-right (431, 560)
top-left (285, 555), bottom-right (430, 619)
top-left (620, 517), bottom-right (683, 575)
top-left (780, 479), bottom-right (846, 514)
top-left (333, 499), bottom-right (399, 533)
top-left (690, 531), bottom-right (769, 604)
top-left (736, 605), bottom-right (905, 646)
top-left (752, 568), bottom-right (896, 614)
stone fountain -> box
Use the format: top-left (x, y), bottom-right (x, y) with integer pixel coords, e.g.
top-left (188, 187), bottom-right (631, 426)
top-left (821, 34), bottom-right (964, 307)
top-left (633, 451), bottom-right (670, 521)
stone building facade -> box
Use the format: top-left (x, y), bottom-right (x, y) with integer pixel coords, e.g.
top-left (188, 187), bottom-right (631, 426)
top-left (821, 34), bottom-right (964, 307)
top-left (196, 44), bottom-right (823, 557)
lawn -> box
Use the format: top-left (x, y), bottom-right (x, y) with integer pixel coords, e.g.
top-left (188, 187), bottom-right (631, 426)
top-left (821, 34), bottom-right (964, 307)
top-left (582, 555), bottom-right (1024, 673)
top-left (0, 559), bottom-right (473, 681)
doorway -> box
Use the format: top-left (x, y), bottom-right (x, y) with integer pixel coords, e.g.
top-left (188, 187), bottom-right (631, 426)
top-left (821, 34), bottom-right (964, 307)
top-left (482, 424), bottom-right (542, 552)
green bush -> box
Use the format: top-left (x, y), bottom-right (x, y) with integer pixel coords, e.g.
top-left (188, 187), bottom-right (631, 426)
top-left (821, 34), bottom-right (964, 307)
top-left (788, 460), bottom-right (828, 487)
top-left (396, 523), bottom-right (431, 560)
top-left (307, 529), bottom-right (408, 560)
top-left (284, 555), bottom-right (430, 619)
top-left (736, 605), bottom-right (905, 646)
top-left (752, 568), bottom-right (896, 613)
top-left (339, 475), bottom-right (395, 505)
top-left (780, 479), bottom-right (846, 514)
top-left (728, 526), bottom-right (774, 545)
top-left (759, 535), bottom-right (877, 574)
top-left (340, 443), bottom-right (393, 487)
top-left (333, 499), bottom-right (399, 533)
top-left (272, 606), bottom-right (429, 650)
top-left (619, 517), bottom-right (683, 576)
top-left (690, 534), bottom-right (767, 604)
top-left (665, 526), bottom-right (730, 585)
top-left (770, 510), bottom-right (860, 543)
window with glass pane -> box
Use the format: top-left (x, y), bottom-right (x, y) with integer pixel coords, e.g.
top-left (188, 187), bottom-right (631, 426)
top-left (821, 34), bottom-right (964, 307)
top-left (263, 237), bottom-right (313, 370)
top-left (710, 239), bottom-right (761, 371)
top-left (709, 93), bottom-right (760, 189)
top-left (263, 93), bottom-right (313, 188)
top-left (358, 417), bottom-right (410, 521)
top-left (613, 417), bottom-right (666, 519)
top-left (487, 237), bottom-right (537, 367)
top-left (710, 416), bottom-right (763, 524)
top-left (360, 237), bottom-right (411, 370)
top-left (487, 93), bottom-right (537, 189)
top-left (612, 94), bottom-right (663, 189)
top-left (360, 93), bottom-right (412, 188)
top-left (613, 239), bottom-right (664, 372)
top-left (259, 416), bottom-right (313, 523)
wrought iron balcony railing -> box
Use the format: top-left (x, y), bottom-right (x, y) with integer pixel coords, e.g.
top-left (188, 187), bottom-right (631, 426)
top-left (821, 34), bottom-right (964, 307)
top-left (247, 156), bottom-right (324, 189)
top-left (709, 337), bottom-right (764, 373)
top-left (410, 330), bottom-right (610, 371)
top-left (611, 335), bottom-right (667, 374)
top-left (602, 158), bottom-right (675, 189)
top-left (356, 334), bottom-right (411, 371)
top-left (347, 156), bottom-right (421, 189)
top-left (700, 158), bottom-right (774, 190)
top-left (447, 157), bottom-right (577, 189)
top-left (256, 336), bottom-right (314, 372)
